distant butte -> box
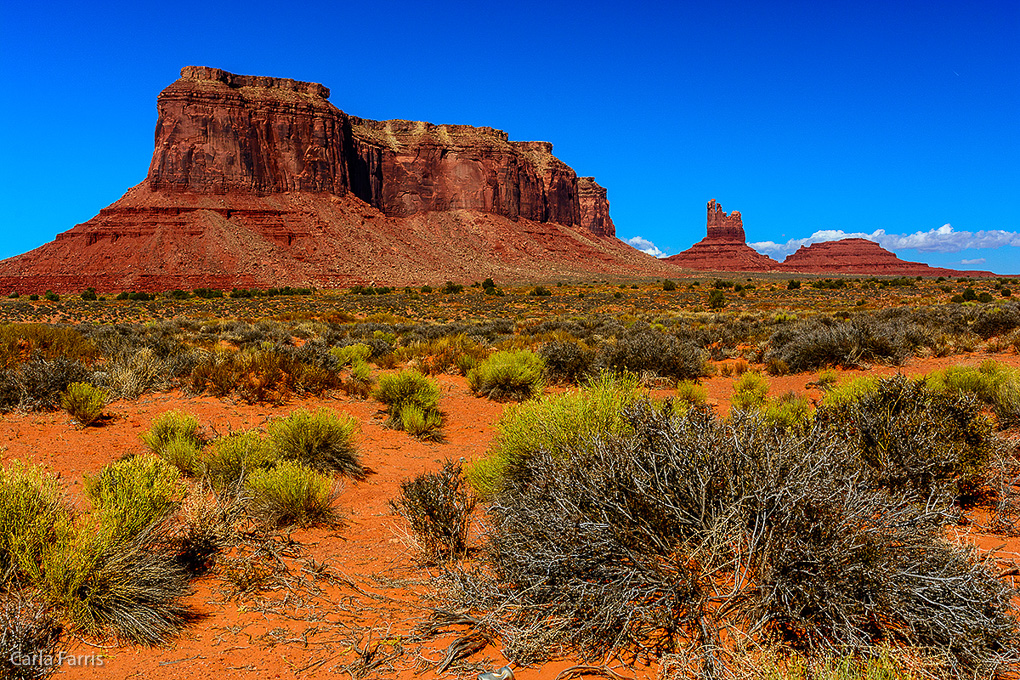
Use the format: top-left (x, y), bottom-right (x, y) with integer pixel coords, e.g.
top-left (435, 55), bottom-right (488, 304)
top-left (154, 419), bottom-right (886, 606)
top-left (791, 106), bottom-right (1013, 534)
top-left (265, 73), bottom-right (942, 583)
top-left (0, 66), bottom-right (675, 293)
top-left (664, 200), bottom-right (781, 272)
top-left (665, 200), bottom-right (995, 277)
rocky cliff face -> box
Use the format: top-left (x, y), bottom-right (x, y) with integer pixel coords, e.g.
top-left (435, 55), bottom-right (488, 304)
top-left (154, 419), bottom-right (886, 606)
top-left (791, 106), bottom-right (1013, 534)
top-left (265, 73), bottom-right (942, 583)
top-left (0, 67), bottom-right (648, 293)
top-left (665, 200), bottom-right (780, 271)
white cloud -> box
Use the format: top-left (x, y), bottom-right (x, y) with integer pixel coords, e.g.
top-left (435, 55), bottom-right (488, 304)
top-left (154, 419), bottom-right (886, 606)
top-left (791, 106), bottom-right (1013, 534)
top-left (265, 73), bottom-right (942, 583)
top-left (749, 224), bottom-right (1020, 259)
top-left (626, 236), bottom-right (666, 258)
top-left (961, 258), bottom-right (986, 265)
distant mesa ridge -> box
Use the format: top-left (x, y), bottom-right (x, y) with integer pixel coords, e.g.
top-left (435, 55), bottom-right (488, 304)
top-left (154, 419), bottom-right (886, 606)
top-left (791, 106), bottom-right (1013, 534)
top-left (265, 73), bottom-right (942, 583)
top-left (666, 200), bottom-right (994, 277)
top-left (1, 66), bottom-right (671, 293)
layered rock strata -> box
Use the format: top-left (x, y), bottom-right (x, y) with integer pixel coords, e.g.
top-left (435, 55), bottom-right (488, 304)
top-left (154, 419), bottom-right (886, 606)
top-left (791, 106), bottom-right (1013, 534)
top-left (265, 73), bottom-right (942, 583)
top-left (0, 67), bottom-right (659, 293)
top-left (779, 238), bottom-right (994, 276)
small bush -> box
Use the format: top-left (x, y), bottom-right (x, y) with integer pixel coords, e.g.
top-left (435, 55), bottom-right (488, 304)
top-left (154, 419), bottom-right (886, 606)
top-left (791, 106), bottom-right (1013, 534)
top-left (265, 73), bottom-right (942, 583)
top-left (268, 408), bottom-right (362, 478)
top-left (816, 375), bottom-right (993, 498)
top-left (662, 279), bottom-right (677, 291)
top-left (31, 521), bottom-right (192, 645)
top-left (467, 350), bottom-right (545, 402)
top-left (675, 379), bottom-right (706, 405)
top-left (84, 456), bottom-right (185, 544)
top-left (529, 285), bottom-right (552, 297)
top-left (373, 370), bottom-right (441, 424)
top-left (0, 461), bottom-right (71, 586)
top-left (762, 392), bottom-right (812, 431)
top-left (399, 403), bottom-right (444, 440)
top-left (158, 437), bottom-right (203, 477)
top-left (330, 343), bottom-right (372, 366)
top-left (708, 289), bottom-right (727, 309)
top-left (140, 410), bottom-right (201, 456)
top-left (731, 371), bottom-right (769, 411)
top-left (539, 339), bottom-right (595, 385)
top-left (16, 358), bottom-right (92, 411)
top-left (60, 382), bottom-right (107, 426)
top-left (203, 430), bottom-right (275, 491)
top-left (246, 461), bottom-right (339, 529)
top-left (466, 371), bottom-right (641, 496)
top-left (0, 593), bottom-right (63, 680)
top-left (390, 460), bottom-right (475, 563)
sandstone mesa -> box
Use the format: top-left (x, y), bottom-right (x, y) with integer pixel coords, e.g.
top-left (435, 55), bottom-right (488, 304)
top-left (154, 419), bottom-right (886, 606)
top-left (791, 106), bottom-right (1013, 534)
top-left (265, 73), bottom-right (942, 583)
top-left (0, 66), bottom-right (673, 293)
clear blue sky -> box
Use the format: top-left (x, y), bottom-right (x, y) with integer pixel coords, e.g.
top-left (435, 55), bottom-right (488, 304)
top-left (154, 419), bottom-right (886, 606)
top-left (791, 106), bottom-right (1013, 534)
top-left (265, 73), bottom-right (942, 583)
top-left (1, 0), bottom-right (1017, 272)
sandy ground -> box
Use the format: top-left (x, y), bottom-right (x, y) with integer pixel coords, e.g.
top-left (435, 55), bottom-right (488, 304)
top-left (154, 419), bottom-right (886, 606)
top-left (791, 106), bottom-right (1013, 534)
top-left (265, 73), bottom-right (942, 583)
top-left (2, 351), bottom-right (1019, 679)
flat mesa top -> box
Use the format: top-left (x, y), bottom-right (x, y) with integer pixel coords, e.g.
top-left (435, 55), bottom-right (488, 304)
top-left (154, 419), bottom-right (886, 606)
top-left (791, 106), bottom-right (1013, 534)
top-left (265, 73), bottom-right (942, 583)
top-left (178, 66), bottom-right (330, 99)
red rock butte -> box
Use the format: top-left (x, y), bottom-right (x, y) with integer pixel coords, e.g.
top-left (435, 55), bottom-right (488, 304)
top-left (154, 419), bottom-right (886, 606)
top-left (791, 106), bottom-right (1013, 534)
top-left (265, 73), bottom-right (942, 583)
top-left (0, 66), bottom-right (676, 293)
top-left (664, 200), bottom-right (781, 271)
top-left (665, 199), bottom-right (994, 277)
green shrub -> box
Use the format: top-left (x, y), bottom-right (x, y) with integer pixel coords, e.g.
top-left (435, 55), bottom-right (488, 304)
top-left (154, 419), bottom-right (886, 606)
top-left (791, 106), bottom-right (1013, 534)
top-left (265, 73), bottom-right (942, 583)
top-left (926, 360), bottom-right (1020, 428)
top-left (708, 289), bottom-right (727, 309)
top-left (466, 371), bottom-right (640, 497)
top-left (467, 350), bottom-right (546, 402)
top-left (203, 430), bottom-right (275, 491)
top-left (373, 370), bottom-right (441, 423)
top-left (84, 456), bottom-right (185, 544)
top-left (762, 392), bottom-right (812, 431)
top-left (0, 461), bottom-right (71, 586)
top-left (158, 437), bottom-right (203, 477)
top-left (400, 403), bottom-right (444, 440)
top-left (731, 371), bottom-right (769, 411)
top-left (529, 285), bottom-right (552, 297)
top-left (330, 343), bottom-right (372, 366)
top-left (268, 408), bottom-right (362, 478)
top-left (60, 382), bottom-right (107, 426)
top-left (140, 410), bottom-right (201, 455)
top-left (0, 324), bottom-right (98, 371)
top-left (662, 279), bottom-right (677, 291)
top-left (80, 287), bottom-right (97, 301)
top-left (675, 379), bottom-right (706, 405)
top-left (246, 461), bottom-right (339, 529)
top-left (31, 521), bottom-right (191, 645)
top-left (390, 460), bottom-right (475, 563)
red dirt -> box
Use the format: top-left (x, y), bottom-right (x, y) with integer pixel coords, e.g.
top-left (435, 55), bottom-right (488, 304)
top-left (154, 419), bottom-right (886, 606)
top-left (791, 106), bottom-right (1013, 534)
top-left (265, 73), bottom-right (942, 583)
top-left (2, 353), bottom-right (1018, 679)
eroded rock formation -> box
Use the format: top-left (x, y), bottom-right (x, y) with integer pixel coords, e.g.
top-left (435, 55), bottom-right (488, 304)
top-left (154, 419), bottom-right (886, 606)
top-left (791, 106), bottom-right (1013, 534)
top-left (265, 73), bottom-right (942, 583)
top-left (665, 200), bottom-right (781, 271)
top-left (779, 238), bottom-right (994, 276)
top-left (664, 200), bottom-right (994, 276)
top-left (0, 67), bottom-right (657, 293)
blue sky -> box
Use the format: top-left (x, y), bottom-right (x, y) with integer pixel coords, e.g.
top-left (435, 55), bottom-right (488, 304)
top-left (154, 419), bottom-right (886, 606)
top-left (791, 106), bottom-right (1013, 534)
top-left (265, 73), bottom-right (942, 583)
top-left (1, 0), bottom-right (1017, 272)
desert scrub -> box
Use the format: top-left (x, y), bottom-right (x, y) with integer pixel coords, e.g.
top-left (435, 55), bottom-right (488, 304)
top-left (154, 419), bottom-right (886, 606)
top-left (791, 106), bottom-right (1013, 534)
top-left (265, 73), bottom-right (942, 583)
top-left (466, 371), bottom-right (641, 497)
top-left (538, 338), bottom-right (595, 385)
top-left (473, 400), bottom-right (1019, 673)
top-left (925, 360), bottom-right (1020, 428)
top-left (0, 461), bottom-right (71, 586)
top-left (140, 410), bottom-right (202, 456)
top-left (0, 592), bottom-right (63, 680)
top-left (675, 379), bottom-right (707, 405)
top-left (399, 402), bottom-right (444, 440)
top-left (84, 456), bottom-right (186, 543)
top-left (30, 520), bottom-right (192, 645)
top-left (329, 342), bottom-right (372, 366)
top-left (372, 369), bottom-right (443, 434)
top-left (156, 437), bottom-right (203, 477)
top-left (597, 321), bottom-right (706, 380)
top-left (762, 392), bottom-right (812, 431)
top-left (731, 371), bottom-right (770, 411)
top-left (815, 375), bottom-right (994, 498)
top-left (246, 461), bottom-right (340, 529)
top-left (396, 333), bottom-right (489, 375)
top-left (268, 408), bottom-right (363, 478)
top-left (202, 430), bottom-right (276, 491)
top-left (467, 349), bottom-right (545, 402)
top-left (390, 460), bottom-right (475, 563)
top-left (60, 381), bottom-right (107, 426)
top-left (0, 323), bottom-right (98, 371)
